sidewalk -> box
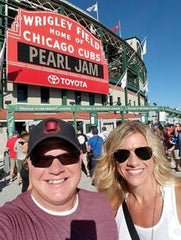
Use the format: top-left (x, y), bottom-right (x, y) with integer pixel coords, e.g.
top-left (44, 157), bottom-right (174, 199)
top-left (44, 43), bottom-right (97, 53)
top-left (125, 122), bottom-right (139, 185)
top-left (0, 171), bottom-right (96, 207)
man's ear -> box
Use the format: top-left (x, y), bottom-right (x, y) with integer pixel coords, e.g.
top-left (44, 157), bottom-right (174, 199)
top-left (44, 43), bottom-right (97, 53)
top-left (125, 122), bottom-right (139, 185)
top-left (27, 157), bottom-right (32, 169)
top-left (79, 151), bottom-right (83, 165)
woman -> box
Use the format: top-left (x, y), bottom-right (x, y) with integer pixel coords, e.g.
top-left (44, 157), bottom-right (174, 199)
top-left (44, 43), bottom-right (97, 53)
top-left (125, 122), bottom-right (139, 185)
top-left (94, 120), bottom-right (181, 240)
top-left (14, 133), bottom-right (26, 185)
top-left (19, 132), bottom-right (31, 192)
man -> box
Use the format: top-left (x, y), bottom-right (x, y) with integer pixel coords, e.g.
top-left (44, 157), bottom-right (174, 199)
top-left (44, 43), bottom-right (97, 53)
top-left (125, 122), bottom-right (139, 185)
top-left (164, 124), bottom-right (176, 168)
top-left (0, 118), bottom-right (118, 240)
top-left (77, 127), bottom-right (90, 176)
top-left (88, 127), bottom-right (104, 176)
top-left (6, 130), bottom-right (19, 182)
top-left (176, 123), bottom-right (181, 169)
top-left (99, 126), bottom-right (110, 142)
top-left (86, 126), bottom-right (93, 140)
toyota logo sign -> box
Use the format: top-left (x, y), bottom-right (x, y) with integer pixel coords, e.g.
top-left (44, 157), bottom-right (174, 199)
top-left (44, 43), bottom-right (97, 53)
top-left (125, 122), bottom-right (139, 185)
top-left (48, 75), bottom-right (60, 85)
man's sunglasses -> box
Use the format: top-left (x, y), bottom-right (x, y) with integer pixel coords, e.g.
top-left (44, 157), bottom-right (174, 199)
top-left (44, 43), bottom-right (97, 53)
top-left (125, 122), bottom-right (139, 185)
top-left (114, 146), bottom-right (152, 163)
top-left (19, 141), bottom-right (28, 145)
top-left (30, 151), bottom-right (80, 168)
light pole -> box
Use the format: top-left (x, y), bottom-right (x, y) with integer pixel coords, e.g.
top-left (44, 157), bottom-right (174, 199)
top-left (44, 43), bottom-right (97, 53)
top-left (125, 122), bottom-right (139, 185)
top-left (70, 101), bottom-right (77, 131)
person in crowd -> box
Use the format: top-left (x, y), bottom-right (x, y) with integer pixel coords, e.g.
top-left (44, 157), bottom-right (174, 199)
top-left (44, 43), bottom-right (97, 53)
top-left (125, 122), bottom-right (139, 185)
top-left (14, 132), bottom-right (27, 185)
top-left (153, 122), bottom-right (164, 146)
top-left (88, 127), bottom-right (104, 177)
top-left (173, 123), bottom-right (181, 172)
top-left (6, 130), bottom-right (19, 182)
top-left (94, 120), bottom-right (181, 240)
top-left (99, 126), bottom-right (110, 142)
top-left (77, 127), bottom-right (90, 177)
top-left (164, 124), bottom-right (176, 168)
top-left (0, 118), bottom-right (118, 240)
top-left (176, 124), bottom-right (181, 167)
top-left (19, 131), bottom-right (31, 192)
top-left (86, 126), bottom-right (93, 140)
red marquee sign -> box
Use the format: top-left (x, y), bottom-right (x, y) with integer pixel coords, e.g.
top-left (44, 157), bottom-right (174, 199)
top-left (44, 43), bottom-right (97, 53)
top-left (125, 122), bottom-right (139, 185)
top-left (7, 9), bottom-right (109, 94)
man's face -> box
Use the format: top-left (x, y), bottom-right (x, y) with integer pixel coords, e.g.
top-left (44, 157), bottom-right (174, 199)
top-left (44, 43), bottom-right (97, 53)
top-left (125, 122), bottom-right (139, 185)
top-left (28, 140), bottom-right (82, 212)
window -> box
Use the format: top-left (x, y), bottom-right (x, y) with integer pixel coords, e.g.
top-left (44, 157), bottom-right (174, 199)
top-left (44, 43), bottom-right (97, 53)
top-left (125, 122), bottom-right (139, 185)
top-left (62, 89), bottom-right (67, 105)
top-left (109, 95), bottom-right (113, 105)
top-left (102, 94), bottom-right (108, 105)
top-left (75, 91), bottom-right (81, 105)
top-left (89, 93), bottom-right (95, 105)
top-left (17, 84), bottom-right (28, 103)
top-left (41, 87), bottom-right (49, 103)
top-left (117, 97), bottom-right (121, 106)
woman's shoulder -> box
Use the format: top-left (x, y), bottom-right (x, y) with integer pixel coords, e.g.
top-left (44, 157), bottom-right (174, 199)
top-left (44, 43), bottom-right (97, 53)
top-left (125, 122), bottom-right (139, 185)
top-left (175, 181), bottom-right (181, 196)
top-left (175, 183), bottom-right (181, 224)
top-left (175, 183), bottom-right (181, 199)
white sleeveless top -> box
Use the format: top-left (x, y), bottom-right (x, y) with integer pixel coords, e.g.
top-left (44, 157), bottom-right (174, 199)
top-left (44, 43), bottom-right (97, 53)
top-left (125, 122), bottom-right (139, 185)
top-left (116, 185), bottom-right (181, 240)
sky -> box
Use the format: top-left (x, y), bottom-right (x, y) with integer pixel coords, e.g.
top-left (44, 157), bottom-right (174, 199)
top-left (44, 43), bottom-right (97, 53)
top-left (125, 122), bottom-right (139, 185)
top-left (67, 0), bottom-right (181, 109)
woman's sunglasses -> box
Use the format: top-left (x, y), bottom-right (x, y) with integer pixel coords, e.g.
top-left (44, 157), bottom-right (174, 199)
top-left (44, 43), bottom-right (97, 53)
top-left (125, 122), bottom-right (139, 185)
top-left (114, 146), bottom-right (152, 163)
top-left (30, 151), bottom-right (80, 168)
top-left (19, 141), bottom-right (28, 145)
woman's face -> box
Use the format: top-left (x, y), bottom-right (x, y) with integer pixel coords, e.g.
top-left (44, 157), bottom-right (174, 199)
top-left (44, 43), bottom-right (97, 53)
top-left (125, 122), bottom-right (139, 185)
top-left (116, 132), bottom-right (154, 190)
top-left (19, 138), bottom-right (29, 154)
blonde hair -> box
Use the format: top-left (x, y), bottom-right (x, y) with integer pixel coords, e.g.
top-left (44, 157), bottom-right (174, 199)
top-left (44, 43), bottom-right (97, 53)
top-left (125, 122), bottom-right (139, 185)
top-left (94, 120), bottom-right (180, 213)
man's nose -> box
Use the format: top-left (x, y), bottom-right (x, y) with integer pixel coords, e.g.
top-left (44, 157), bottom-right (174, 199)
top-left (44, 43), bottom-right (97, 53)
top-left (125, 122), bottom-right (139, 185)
top-left (48, 158), bottom-right (65, 174)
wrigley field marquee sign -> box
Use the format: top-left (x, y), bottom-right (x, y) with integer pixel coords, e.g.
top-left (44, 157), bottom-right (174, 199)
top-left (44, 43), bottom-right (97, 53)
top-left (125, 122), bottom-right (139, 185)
top-left (7, 9), bottom-right (109, 94)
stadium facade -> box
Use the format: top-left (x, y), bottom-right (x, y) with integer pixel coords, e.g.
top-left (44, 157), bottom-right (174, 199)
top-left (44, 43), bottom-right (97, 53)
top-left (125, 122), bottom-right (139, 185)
top-left (0, 0), bottom-right (150, 154)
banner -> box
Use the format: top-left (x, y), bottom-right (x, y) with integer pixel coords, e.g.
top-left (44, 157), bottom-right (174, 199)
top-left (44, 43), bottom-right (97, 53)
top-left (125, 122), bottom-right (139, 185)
top-left (87, 3), bottom-right (98, 12)
top-left (121, 70), bottom-right (127, 89)
top-left (159, 111), bottom-right (166, 122)
top-left (111, 24), bottom-right (120, 32)
top-left (7, 9), bottom-right (108, 94)
top-left (142, 39), bottom-right (147, 55)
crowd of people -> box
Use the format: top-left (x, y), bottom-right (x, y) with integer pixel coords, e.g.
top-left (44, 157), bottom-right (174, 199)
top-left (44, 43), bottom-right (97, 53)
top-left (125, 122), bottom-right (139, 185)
top-left (76, 125), bottom-right (110, 179)
top-left (152, 122), bottom-right (181, 171)
top-left (1, 118), bottom-right (181, 239)
top-left (5, 130), bottom-right (30, 192)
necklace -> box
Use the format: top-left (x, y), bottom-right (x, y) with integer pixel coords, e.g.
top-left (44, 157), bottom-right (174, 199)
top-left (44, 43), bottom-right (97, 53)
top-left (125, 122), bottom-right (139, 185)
top-left (126, 185), bottom-right (165, 240)
top-left (150, 185), bottom-right (158, 240)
